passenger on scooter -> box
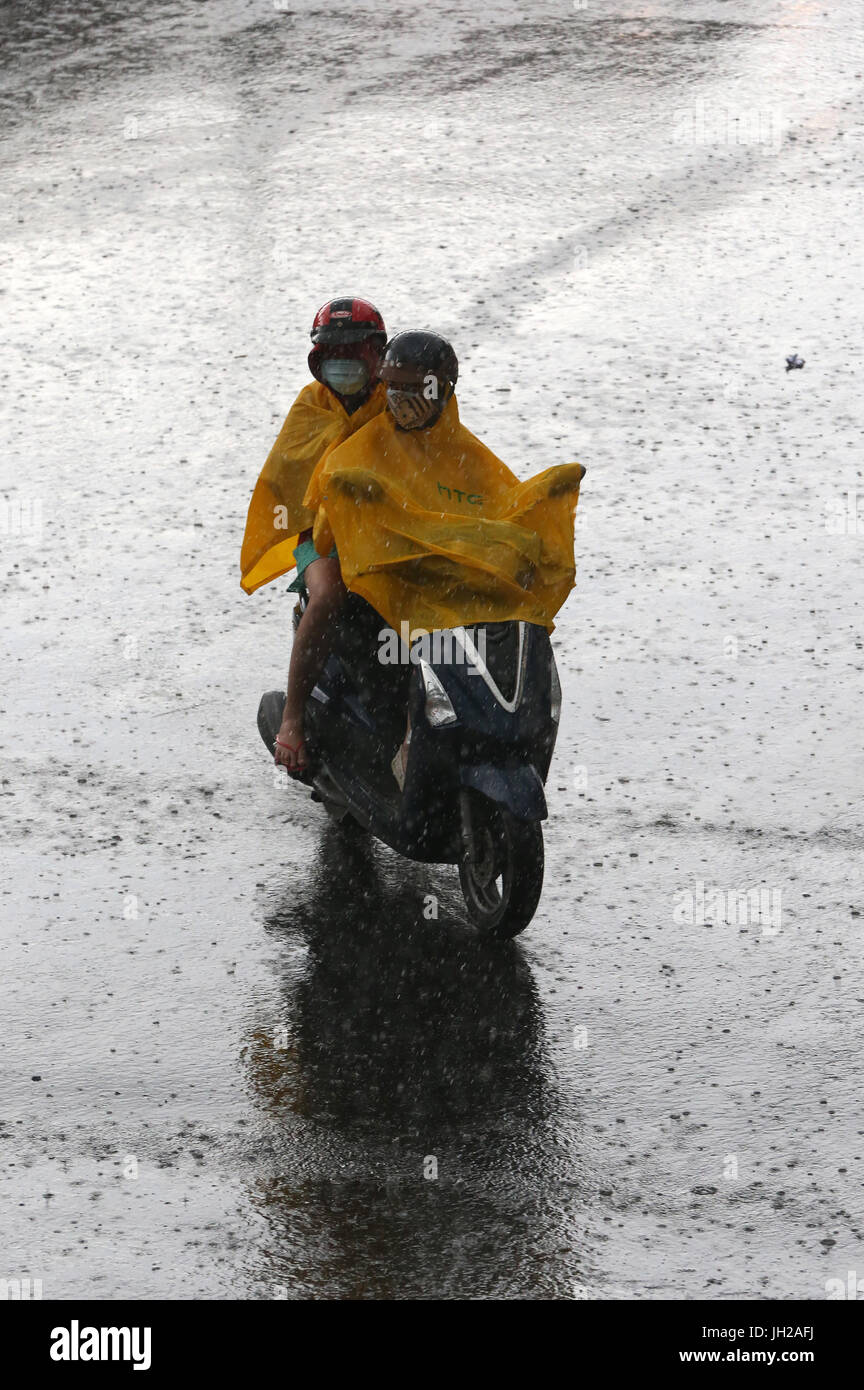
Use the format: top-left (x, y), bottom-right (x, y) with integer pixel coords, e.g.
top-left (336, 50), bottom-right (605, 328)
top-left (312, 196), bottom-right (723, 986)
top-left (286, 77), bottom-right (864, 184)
top-left (239, 297), bottom-right (388, 776)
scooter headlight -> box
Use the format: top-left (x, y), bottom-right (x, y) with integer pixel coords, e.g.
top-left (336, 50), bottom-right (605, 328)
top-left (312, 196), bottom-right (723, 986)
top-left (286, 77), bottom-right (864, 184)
top-left (420, 660), bottom-right (458, 727)
top-left (550, 654), bottom-right (562, 724)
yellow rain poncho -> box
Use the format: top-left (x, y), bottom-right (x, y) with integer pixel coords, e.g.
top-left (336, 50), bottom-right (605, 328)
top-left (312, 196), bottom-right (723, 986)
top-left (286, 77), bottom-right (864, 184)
top-left (240, 381), bottom-right (387, 594)
top-left (305, 397), bottom-right (585, 633)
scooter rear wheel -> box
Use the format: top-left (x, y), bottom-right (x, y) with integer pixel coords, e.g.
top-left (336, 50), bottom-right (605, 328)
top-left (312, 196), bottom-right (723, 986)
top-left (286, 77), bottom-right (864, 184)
top-left (458, 791), bottom-right (544, 939)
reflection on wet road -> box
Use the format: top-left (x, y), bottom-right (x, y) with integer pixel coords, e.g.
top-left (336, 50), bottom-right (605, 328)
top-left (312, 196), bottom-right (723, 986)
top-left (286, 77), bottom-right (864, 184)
top-left (243, 826), bottom-right (574, 1299)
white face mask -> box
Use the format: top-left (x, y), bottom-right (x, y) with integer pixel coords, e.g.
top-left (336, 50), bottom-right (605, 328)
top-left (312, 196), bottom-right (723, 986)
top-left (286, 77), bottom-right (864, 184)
top-left (321, 358), bottom-right (369, 396)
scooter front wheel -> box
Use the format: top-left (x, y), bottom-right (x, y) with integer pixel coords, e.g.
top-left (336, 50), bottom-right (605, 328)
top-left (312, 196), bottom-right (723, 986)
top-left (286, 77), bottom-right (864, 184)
top-left (458, 790), bottom-right (544, 940)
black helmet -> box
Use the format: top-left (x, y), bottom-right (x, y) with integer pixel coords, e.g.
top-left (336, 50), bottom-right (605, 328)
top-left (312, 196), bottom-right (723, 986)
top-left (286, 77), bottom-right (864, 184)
top-left (377, 331), bottom-right (458, 430)
top-left (378, 331), bottom-right (458, 399)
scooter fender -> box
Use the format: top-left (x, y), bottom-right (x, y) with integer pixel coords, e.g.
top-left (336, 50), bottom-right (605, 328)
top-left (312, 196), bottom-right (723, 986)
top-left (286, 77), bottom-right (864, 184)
top-left (458, 763), bottom-right (548, 822)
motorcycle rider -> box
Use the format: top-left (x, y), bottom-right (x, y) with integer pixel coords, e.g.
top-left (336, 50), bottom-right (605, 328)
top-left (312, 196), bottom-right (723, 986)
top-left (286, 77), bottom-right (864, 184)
top-left (240, 297), bottom-right (388, 776)
top-left (363, 331), bottom-right (460, 787)
top-left (286, 330), bottom-right (585, 789)
top-left (307, 326), bottom-right (584, 646)
top-left (306, 330), bottom-right (462, 789)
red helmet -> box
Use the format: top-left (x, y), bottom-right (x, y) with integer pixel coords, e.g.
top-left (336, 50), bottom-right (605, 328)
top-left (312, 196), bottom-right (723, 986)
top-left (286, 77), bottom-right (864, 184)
top-left (310, 296), bottom-right (387, 347)
top-left (308, 297), bottom-right (387, 394)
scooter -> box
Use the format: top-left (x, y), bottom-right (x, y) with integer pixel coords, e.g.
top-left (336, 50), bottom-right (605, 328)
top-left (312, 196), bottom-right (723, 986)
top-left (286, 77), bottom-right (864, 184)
top-left (258, 593), bottom-right (562, 938)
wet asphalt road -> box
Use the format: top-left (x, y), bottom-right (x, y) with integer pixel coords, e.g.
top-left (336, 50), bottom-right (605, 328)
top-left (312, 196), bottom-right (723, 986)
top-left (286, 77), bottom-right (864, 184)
top-left (1, 0), bottom-right (863, 1299)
